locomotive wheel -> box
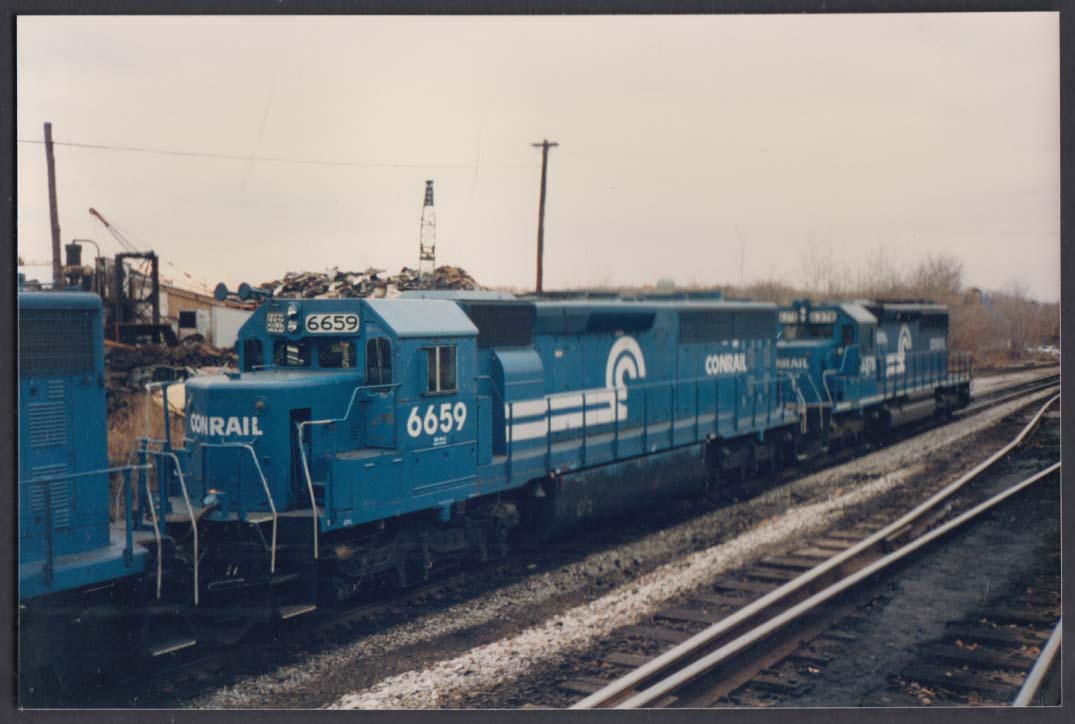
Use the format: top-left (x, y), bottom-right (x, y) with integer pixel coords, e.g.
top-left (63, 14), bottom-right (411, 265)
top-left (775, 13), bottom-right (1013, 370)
top-left (771, 444), bottom-right (786, 471)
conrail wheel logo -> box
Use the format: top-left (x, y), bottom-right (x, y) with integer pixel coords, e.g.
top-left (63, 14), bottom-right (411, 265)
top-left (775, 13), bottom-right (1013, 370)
top-left (885, 323), bottom-right (913, 375)
top-left (606, 336), bottom-right (646, 418)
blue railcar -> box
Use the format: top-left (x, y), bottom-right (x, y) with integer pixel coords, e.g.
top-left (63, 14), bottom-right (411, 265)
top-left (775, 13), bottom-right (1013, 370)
top-left (776, 299), bottom-right (972, 450)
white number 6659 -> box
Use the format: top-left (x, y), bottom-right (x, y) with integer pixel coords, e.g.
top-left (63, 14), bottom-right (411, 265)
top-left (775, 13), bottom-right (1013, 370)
top-left (407, 402), bottom-right (467, 437)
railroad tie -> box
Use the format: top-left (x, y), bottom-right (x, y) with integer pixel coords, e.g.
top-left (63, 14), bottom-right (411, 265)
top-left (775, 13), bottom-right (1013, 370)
top-left (621, 625), bottom-right (692, 644)
top-left (655, 607), bottom-right (725, 625)
top-left (693, 592), bottom-right (756, 608)
top-left (602, 651), bottom-right (651, 668)
top-left (712, 578), bottom-right (775, 594)
top-left (901, 664), bottom-right (1017, 700)
top-left (761, 555), bottom-right (824, 571)
top-left (977, 608), bottom-right (1058, 627)
top-left (942, 623), bottom-right (1049, 649)
top-left (559, 677), bottom-right (609, 695)
top-left (744, 565), bottom-right (801, 583)
top-left (923, 643), bottom-right (1039, 671)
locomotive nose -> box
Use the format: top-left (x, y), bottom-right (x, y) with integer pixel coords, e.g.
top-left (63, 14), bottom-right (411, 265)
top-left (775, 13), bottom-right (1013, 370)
top-left (183, 369), bottom-right (360, 516)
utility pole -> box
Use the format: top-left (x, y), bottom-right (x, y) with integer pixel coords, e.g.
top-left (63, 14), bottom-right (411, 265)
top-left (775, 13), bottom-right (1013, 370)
top-left (530, 139), bottom-right (558, 294)
top-left (44, 122), bottom-right (62, 289)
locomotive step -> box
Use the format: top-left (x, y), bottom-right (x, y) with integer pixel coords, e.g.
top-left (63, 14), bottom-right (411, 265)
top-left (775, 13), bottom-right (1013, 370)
top-left (149, 636), bottom-right (197, 657)
top-left (278, 603), bottom-right (318, 620)
top-left (270, 572), bottom-right (301, 587)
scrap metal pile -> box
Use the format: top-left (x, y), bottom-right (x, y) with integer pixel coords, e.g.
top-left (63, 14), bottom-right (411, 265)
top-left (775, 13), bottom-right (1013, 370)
top-left (258, 265), bottom-right (482, 299)
top-left (105, 337), bottom-right (236, 412)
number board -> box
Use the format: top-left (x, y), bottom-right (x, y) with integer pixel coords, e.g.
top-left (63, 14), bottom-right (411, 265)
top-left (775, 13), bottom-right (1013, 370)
top-left (266, 312), bottom-right (286, 334)
top-left (305, 313), bottom-right (360, 334)
top-left (808, 310), bottom-right (837, 324)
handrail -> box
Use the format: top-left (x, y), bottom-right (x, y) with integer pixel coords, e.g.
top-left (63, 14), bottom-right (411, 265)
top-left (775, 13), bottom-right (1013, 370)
top-left (153, 450), bottom-right (199, 606)
top-left (780, 372), bottom-right (808, 435)
top-left (27, 462), bottom-right (153, 590)
top-left (143, 470), bottom-right (163, 600)
top-left (26, 462), bottom-right (153, 487)
top-left (296, 381), bottom-right (401, 560)
top-left (821, 343), bottom-right (859, 406)
top-left (196, 440), bottom-right (278, 573)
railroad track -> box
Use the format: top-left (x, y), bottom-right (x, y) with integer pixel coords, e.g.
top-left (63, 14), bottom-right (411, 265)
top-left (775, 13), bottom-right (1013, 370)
top-left (958, 370), bottom-right (1058, 415)
top-left (87, 372), bottom-right (1058, 707)
top-left (567, 395), bottom-right (1059, 709)
top-left (868, 555), bottom-right (1061, 707)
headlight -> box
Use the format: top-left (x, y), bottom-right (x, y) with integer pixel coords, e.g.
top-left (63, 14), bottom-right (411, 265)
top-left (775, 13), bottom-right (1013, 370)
top-left (287, 319), bottom-right (299, 333)
top-left (286, 303), bottom-right (300, 318)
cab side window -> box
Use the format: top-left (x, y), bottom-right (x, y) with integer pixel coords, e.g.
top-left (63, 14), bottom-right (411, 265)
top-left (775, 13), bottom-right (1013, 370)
top-left (424, 345), bottom-right (457, 394)
top-left (366, 337), bottom-right (392, 384)
top-left (841, 325), bottom-right (853, 347)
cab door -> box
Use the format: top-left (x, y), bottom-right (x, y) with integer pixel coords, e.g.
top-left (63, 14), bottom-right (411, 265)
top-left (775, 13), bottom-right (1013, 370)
top-left (363, 333), bottom-right (396, 449)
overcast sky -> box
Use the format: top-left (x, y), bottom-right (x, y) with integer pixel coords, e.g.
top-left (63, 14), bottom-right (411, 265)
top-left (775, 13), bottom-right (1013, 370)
top-left (17, 13), bottom-right (1059, 301)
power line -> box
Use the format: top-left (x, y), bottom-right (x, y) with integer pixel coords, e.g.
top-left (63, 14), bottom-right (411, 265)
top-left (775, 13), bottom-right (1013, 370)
top-left (16, 138), bottom-right (538, 170)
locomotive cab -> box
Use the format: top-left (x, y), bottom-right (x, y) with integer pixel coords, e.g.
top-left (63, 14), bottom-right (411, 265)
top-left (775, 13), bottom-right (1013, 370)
top-left (777, 300), bottom-right (878, 406)
top-left (181, 297), bottom-right (479, 522)
top-left (167, 295), bottom-right (482, 625)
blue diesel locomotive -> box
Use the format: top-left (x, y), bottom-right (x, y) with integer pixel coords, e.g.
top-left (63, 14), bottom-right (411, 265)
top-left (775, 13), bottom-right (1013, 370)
top-left (18, 291), bottom-right (150, 689)
top-left (776, 298), bottom-right (972, 453)
top-left (18, 289), bottom-right (972, 685)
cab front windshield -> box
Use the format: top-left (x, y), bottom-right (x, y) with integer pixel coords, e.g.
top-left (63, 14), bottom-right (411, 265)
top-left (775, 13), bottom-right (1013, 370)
top-left (781, 324), bottom-right (833, 342)
top-left (271, 338), bottom-right (357, 368)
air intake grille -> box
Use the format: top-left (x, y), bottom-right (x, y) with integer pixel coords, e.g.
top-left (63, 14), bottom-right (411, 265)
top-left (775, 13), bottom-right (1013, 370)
top-left (29, 464), bottom-right (71, 530)
top-left (28, 401), bottom-right (67, 449)
top-left (20, 309), bottom-right (97, 376)
top-left (734, 310), bottom-right (777, 339)
top-left (680, 309), bottom-right (776, 342)
top-left (679, 310), bottom-right (733, 343)
top-left (464, 303), bottom-right (535, 348)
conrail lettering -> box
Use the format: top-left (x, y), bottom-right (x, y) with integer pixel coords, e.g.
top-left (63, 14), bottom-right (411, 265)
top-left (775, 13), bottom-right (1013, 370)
top-left (189, 412), bottom-right (264, 437)
top-left (705, 352), bottom-right (748, 376)
top-left (776, 357), bottom-right (809, 371)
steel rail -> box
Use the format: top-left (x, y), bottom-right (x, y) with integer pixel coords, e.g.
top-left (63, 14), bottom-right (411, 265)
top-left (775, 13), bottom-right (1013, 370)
top-left (960, 375), bottom-right (1059, 415)
top-left (573, 392), bottom-right (1059, 709)
top-left (1013, 617), bottom-right (1062, 706)
top-left (618, 460), bottom-right (1059, 708)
